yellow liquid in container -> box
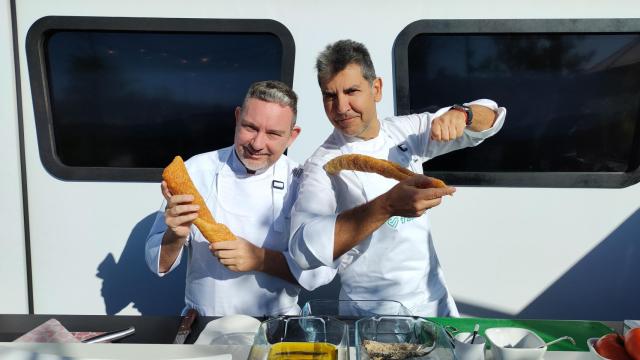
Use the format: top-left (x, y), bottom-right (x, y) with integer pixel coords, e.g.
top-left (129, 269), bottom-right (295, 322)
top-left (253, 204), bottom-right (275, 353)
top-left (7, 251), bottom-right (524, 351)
top-left (267, 342), bottom-right (337, 360)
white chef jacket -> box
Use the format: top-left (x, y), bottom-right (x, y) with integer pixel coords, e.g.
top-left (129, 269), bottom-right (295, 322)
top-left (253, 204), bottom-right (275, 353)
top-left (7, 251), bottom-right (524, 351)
top-left (289, 100), bottom-right (506, 317)
top-left (145, 146), bottom-right (336, 316)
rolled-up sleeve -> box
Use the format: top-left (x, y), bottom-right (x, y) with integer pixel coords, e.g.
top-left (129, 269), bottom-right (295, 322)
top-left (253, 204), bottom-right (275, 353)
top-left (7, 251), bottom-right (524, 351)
top-left (283, 250), bottom-right (337, 291)
top-left (145, 201), bottom-right (186, 277)
top-left (289, 158), bottom-right (341, 270)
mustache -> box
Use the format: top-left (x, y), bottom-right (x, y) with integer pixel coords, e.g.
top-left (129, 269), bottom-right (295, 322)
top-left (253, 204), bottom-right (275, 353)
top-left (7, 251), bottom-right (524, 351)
top-left (243, 146), bottom-right (270, 156)
top-left (334, 113), bottom-right (359, 121)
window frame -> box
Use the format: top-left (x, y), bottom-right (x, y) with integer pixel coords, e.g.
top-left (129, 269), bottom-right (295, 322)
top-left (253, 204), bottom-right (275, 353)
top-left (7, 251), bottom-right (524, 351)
top-left (394, 18), bottom-right (640, 188)
top-left (26, 16), bottom-right (295, 182)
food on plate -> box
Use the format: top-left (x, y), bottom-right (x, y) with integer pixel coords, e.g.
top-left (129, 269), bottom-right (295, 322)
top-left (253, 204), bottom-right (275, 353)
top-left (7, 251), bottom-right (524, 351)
top-left (625, 328), bottom-right (640, 360)
top-left (323, 154), bottom-right (447, 188)
top-left (267, 341), bottom-right (337, 360)
top-left (163, 156), bottom-right (236, 243)
top-left (595, 333), bottom-right (632, 360)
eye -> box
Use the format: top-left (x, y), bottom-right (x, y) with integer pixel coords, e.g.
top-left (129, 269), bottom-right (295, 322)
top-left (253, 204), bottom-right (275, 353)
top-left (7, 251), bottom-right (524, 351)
top-left (322, 93), bottom-right (336, 101)
top-left (243, 124), bottom-right (258, 132)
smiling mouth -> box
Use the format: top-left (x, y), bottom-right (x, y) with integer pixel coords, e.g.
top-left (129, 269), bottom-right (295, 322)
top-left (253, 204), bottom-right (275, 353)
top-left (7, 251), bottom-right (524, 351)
top-left (337, 116), bottom-right (357, 124)
top-left (244, 147), bottom-right (268, 158)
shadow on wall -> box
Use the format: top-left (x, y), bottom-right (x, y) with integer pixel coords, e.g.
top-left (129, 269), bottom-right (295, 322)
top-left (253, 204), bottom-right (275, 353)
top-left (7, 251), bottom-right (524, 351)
top-left (96, 212), bottom-right (186, 315)
top-left (94, 212), bottom-right (343, 316)
top-left (93, 207), bottom-right (638, 318)
top-left (458, 207), bottom-right (640, 320)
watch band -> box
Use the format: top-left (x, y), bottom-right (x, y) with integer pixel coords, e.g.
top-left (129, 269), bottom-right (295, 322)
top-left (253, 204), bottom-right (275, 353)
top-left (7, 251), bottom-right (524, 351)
top-left (451, 104), bottom-right (473, 126)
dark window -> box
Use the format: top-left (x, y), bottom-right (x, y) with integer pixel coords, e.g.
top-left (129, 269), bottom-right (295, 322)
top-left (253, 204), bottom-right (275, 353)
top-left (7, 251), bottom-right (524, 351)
top-left (27, 17), bottom-right (295, 181)
top-left (394, 19), bottom-right (640, 188)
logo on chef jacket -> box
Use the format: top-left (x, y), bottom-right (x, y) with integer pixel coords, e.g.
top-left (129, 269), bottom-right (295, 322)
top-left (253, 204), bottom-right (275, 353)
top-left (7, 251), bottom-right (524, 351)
top-left (386, 216), bottom-right (415, 229)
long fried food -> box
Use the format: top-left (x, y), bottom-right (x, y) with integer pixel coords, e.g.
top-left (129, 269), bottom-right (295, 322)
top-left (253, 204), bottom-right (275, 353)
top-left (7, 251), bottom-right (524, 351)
top-left (323, 154), bottom-right (447, 188)
top-left (163, 156), bottom-right (236, 242)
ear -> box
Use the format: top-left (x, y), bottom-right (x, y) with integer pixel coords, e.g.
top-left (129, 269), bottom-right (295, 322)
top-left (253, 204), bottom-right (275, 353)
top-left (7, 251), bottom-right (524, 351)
top-left (235, 106), bottom-right (242, 124)
top-left (287, 126), bottom-right (301, 147)
top-left (373, 77), bottom-right (383, 102)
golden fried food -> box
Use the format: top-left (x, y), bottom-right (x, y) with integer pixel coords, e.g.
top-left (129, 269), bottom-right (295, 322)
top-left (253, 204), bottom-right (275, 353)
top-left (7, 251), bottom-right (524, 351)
top-left (163, 156), bottom-right (236, 242)
top-left (193, 218), bottom-right (236, 243)
top-left (323, 154), bottom-right (447, 188)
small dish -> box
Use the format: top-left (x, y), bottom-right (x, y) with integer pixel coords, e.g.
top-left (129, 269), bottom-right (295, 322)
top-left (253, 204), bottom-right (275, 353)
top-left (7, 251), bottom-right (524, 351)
top-left (485, 327), bottom-right (546, 360)
top-left (587, 337), bottom-right (608, 360)
top-left (195, 315), bottom-right (261, 345)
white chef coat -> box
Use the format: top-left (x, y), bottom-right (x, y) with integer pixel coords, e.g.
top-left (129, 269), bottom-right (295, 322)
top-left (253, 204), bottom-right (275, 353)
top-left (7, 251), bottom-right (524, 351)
top-left (289, 100), bottom-right (506, 317)
top-left (146, 146), bottom-right (336, 316)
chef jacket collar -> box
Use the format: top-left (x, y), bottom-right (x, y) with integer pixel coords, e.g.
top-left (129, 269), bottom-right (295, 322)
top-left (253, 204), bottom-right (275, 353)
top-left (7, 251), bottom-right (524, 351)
top-left (216, 146), bottom-right (288, 232)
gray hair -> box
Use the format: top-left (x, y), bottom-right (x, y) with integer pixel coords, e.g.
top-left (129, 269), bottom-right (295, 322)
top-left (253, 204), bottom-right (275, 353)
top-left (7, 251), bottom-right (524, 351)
top-left (243, 80), bottom-right (298, 125)
top-left (316, 39), bottom-right (377, 86)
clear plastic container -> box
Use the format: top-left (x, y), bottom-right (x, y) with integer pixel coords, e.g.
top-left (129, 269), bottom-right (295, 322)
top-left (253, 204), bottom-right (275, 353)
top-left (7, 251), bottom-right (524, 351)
top-left (248, 316), bottom-right (350, 360)
top-left (302, 299), bottom-right (412, 317)
top-left (355, 316), bottom-right (454, 360)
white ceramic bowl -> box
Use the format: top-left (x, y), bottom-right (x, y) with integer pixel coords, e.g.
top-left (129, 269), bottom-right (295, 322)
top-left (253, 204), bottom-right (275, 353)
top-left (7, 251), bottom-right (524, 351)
top-left (195, 314), bottom-right (261, 345)
top-left (587, 337), bottom-right (609, 360)
top-left (485, 327), bottom-right (547, 360)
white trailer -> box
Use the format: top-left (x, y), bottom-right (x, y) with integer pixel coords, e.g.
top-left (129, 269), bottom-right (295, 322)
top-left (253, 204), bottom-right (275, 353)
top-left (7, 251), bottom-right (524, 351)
top-left (2, 0), bottom-right (639, 320)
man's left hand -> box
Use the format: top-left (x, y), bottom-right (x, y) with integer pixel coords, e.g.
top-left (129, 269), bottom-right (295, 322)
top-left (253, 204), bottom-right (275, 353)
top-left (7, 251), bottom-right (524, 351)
top-left (430, 109), bottom-right (467, 141)
top-left (209, 237), bottom-right (265, 272)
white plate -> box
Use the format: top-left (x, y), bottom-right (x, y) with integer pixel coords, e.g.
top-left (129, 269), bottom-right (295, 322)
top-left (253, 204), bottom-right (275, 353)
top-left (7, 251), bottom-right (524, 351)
top-left (194, 315), bottom-right (261, 345)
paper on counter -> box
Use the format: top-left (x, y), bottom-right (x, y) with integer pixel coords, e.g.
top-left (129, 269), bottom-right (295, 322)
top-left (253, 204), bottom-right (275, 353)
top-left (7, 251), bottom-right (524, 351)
top-left (13, 318), bottom-right (80, 343)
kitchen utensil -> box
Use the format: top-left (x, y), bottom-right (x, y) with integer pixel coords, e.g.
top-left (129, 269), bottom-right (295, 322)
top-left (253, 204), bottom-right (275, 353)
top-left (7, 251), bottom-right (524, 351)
top-left (81, 326), bottom-right (135, 344)
top-left (538, 335), bottom-right (575, 348)
top-left (471, 324), bottom-right (480, 344)
top-left (173, 308), bottom-right (198, 344)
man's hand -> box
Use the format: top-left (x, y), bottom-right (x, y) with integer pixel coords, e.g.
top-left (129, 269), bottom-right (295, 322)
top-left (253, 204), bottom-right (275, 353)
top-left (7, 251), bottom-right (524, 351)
top-left (430, 109), bottom-right (467, 141)
top-left (162, 181), bottom-right (199, 240)
top-left (380, 175), bottom-right (456, 217)
top-left (431, 104), bottom-right (498, 140)
top-left (159, 181), bottom-right (199, 272)
top-left (209, 237), bottom-right (265, 272)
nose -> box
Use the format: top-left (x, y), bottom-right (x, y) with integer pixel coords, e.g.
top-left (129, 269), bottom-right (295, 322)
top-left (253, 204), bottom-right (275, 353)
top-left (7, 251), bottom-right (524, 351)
top-left (336, 93), bottom-right (350, 115)
top-left (250, 131), bottom-right (267, 150)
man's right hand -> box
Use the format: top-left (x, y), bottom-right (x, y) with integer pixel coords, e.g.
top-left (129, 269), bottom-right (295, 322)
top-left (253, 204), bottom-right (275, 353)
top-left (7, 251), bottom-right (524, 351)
top-left (159, 181), bottom-right (199, 272)
top-left (161, 181), bottom-right (199, 240)
top-left (380, 175), bottom-right (456, 217)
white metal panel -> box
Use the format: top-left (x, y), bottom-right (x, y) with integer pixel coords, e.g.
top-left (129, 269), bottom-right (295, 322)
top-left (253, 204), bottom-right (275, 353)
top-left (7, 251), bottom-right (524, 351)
top-left (0, 0), bottom-right (29, 314)
top-left (14, 0), bottom-right (640, 316)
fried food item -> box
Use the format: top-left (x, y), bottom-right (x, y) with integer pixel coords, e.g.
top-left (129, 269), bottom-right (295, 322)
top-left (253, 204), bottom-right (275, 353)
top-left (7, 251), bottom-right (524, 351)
top-left (323, 154), bottom-right (447, 188)
top-left (163, 156), bottom-right (236, 242)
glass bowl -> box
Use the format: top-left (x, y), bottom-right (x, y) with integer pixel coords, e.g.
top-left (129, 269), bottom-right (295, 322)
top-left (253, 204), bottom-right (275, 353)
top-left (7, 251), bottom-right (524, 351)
top-left (248, 316), bottom-right (349, 360)
top-left (355, 316), bottom-right (454, 360)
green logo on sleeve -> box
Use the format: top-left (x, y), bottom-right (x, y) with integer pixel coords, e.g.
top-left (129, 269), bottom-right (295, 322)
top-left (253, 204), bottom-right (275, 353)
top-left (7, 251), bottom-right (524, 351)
top-left (386, 216), bottom-right (416, 229)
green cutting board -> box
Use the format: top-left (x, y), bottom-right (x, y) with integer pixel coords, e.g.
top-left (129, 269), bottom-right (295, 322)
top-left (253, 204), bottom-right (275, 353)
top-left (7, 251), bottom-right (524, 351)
top-left (427, 317), bottom-right (614, 351)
